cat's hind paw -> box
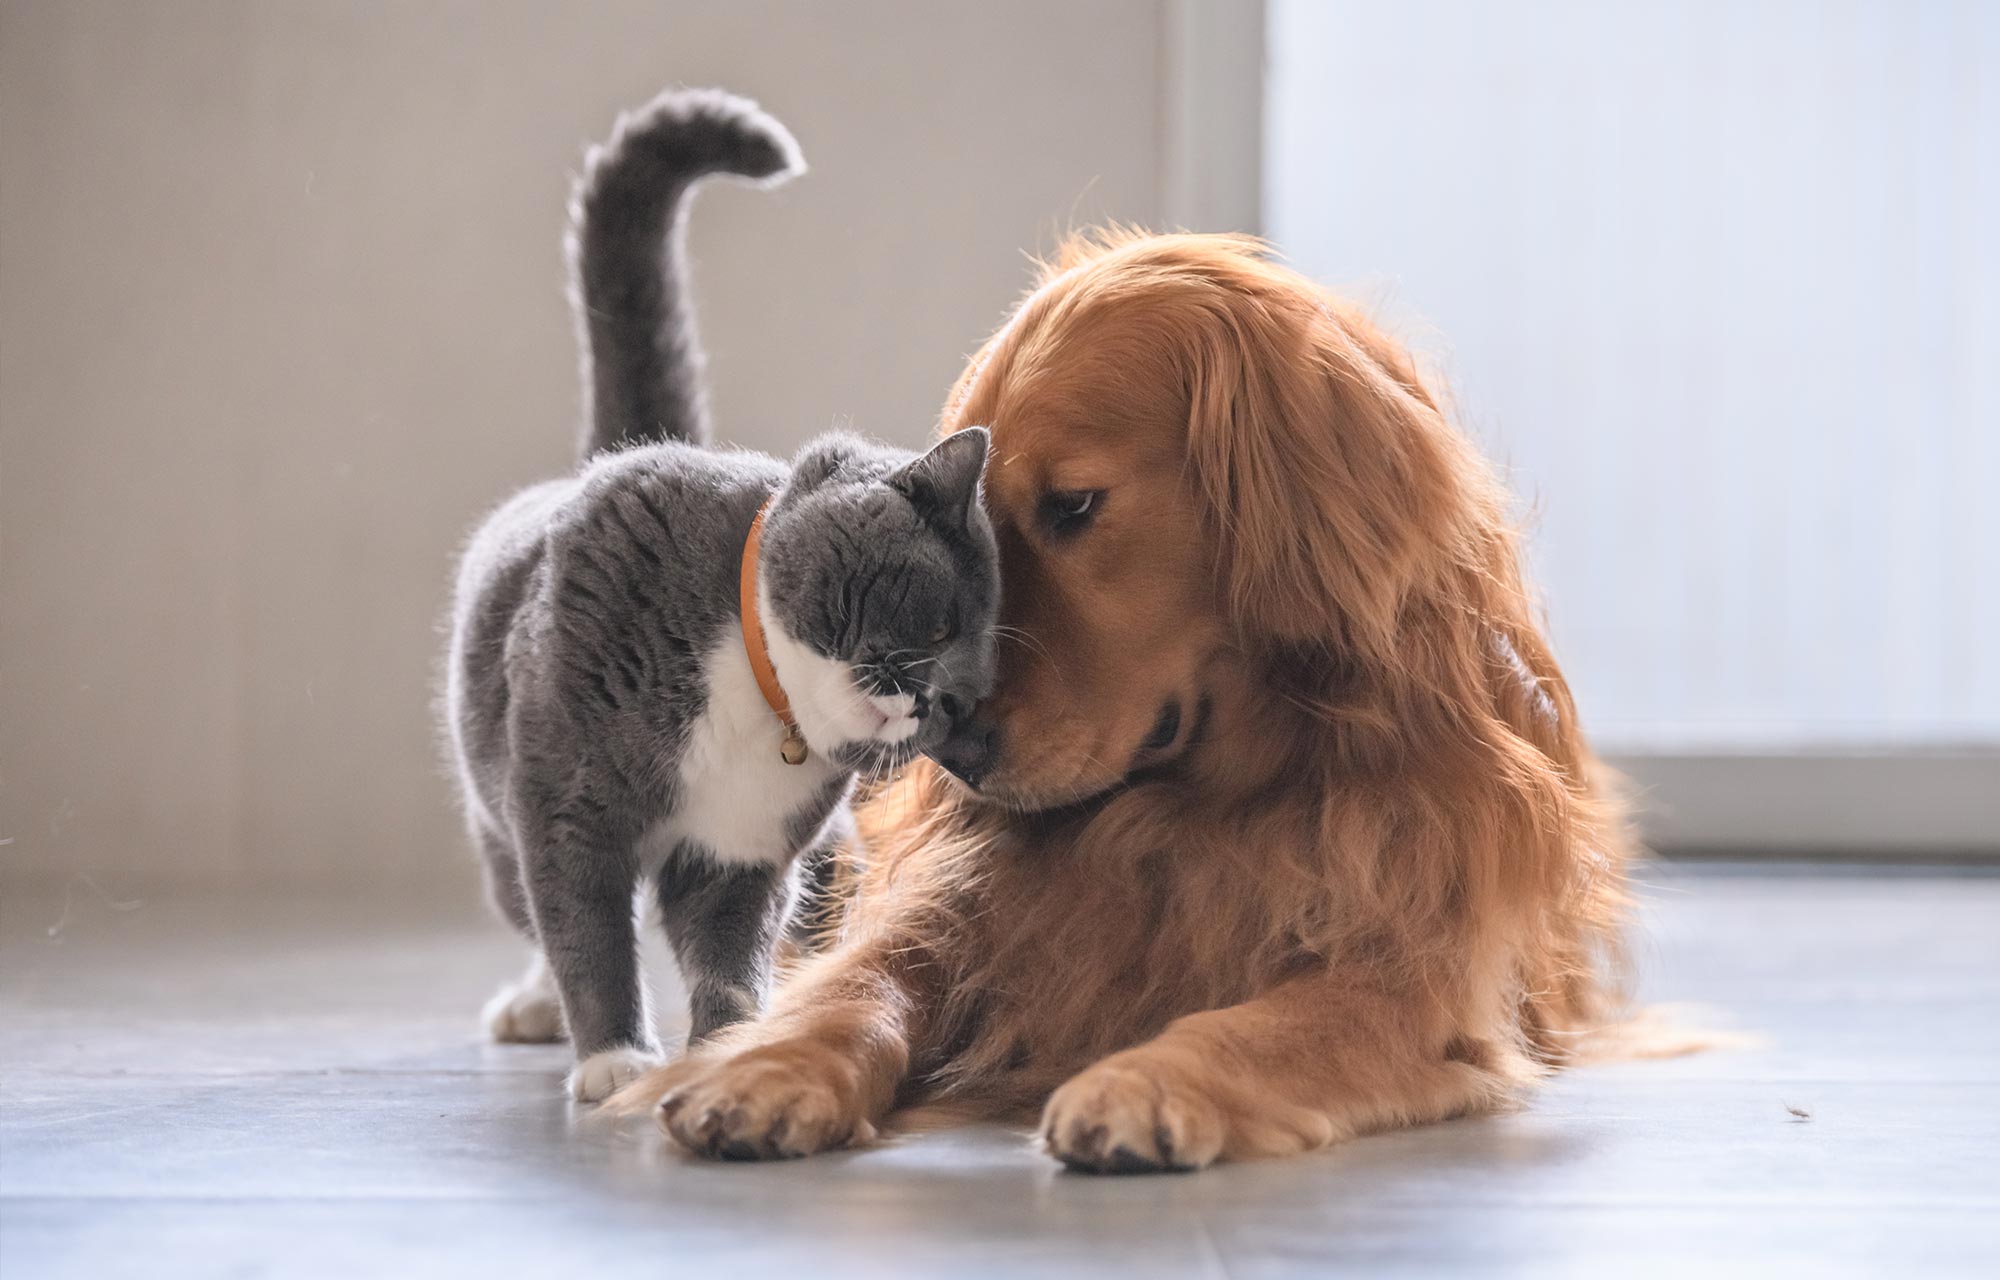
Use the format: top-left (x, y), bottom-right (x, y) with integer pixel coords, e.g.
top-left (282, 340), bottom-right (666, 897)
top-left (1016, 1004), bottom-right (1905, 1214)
top-left (481, 962), bottom-right (565, 1044)
top-left (569, 1045), bottom-right (665, 1104)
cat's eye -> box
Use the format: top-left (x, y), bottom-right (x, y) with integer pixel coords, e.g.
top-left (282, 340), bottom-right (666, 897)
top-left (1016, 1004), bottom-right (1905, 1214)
top-left (930, 611), bottom-right (956, 645)
top-left (1042, 488), bottom-right (1103, 537)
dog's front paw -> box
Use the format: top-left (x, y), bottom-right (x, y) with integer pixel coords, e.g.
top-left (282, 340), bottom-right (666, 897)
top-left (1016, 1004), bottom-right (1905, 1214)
top-left (569, 1045), bottom-right (664, 1103)
top-left (1039, 1055), bottom-right (1229, 1173)
top-left (657, 1041), bottom-right (875, 1160)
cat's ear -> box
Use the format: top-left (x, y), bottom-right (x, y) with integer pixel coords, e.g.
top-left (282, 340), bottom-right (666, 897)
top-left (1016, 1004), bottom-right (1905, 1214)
top-left (788, 434), bottom-right (867, 493)
top-left (890, 427), bottom-right (989, 525)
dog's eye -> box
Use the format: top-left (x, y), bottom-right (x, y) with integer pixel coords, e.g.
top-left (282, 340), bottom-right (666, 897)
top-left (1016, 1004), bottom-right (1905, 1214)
top-left (1041, 489), bottom-right (1103, 536)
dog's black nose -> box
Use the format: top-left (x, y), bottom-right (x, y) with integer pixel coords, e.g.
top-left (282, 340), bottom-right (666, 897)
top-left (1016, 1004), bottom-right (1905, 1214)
top-left (932, 709), bottom-right (999, 788)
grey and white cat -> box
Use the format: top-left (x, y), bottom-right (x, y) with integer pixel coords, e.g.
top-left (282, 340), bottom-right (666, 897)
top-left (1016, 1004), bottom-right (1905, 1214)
top-left (442, 89), bottom-right (999, 1102)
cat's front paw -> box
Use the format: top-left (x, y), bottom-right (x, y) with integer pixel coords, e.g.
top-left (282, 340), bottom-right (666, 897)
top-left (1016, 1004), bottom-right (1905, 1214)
top-left (657, 1040), bottom-right (876, 1160)
top-left (569, 1045), bottom-right (664, 1103)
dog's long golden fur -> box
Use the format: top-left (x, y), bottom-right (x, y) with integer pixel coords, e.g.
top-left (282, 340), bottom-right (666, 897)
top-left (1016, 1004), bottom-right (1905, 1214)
top-left (623, 231), bottom-right (1633, 1169)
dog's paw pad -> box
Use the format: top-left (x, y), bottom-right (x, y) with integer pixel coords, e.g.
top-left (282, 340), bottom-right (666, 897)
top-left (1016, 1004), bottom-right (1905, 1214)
top-left (1040, 1061), bottom-right (1224, 1173)
top-left (657, 1047), bottom-right (871, 1159)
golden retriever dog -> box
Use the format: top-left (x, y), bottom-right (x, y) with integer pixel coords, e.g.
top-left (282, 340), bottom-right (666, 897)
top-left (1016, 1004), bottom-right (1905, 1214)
top-left (620, 230), bottom-right (1631, 1171)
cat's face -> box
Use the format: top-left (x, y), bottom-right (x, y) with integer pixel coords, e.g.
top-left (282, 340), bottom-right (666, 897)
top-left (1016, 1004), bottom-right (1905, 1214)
top-left (759, 430), bottom-right (998, 772)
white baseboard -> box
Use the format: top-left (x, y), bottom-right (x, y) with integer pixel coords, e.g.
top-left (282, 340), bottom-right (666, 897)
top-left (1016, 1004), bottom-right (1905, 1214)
top-left (1610, 751), bottom-right (2000, 856)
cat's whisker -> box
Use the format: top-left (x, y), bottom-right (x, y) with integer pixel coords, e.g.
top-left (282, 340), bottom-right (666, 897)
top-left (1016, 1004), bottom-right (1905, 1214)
top-left (990, 624), bottom-right (1053, 664)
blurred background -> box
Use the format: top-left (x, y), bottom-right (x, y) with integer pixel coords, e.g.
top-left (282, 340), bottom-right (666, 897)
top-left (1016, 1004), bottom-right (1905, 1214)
top-left (3, 0), bottom-right (1994, 904)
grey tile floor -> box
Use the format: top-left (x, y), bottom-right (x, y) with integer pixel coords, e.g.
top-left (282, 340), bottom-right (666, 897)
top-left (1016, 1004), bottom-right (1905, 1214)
top-left (3, 864), bottom-right (1997, 1278)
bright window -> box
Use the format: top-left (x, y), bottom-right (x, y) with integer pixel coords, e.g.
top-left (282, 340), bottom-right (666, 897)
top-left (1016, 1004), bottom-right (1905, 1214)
top-left (1266, 0), bottom-right (1999, 752)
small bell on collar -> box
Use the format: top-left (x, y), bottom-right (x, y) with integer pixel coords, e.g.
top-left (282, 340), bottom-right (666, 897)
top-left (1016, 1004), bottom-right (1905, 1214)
top-left (779, 724), bottom-right (809, 766)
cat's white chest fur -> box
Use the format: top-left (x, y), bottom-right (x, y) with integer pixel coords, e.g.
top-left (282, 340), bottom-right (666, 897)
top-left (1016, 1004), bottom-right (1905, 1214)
top-left (641, 633), bottom-right (846, 869)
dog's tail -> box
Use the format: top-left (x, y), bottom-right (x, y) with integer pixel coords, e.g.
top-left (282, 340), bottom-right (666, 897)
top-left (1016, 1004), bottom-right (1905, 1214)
top-left (1568, 1003), bottom-right (1757, 1065)
top-left (567, 88), bottom-right (804, 460)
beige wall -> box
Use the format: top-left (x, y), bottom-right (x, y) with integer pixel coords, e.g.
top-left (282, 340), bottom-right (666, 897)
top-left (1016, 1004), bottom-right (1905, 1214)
top-left (1, 0), bottom-right (1168, 895)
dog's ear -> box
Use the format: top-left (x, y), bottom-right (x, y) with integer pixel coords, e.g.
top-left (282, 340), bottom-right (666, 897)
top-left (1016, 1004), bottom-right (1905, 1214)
top-left (1185, 289), bottom-right (1486, 660)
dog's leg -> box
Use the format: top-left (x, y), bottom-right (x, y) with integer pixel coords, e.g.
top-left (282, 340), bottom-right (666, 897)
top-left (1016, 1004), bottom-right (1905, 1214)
top-left (1038, 971), bottom-right (1521, 1172)
top-left (621, 941), bottom-right (924, 1160)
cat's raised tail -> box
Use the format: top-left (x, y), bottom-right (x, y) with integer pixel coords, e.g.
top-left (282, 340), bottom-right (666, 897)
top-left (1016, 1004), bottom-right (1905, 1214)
top-left (567, 88), bottom-right (805, 459)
